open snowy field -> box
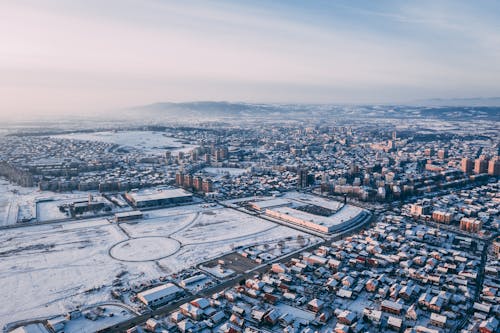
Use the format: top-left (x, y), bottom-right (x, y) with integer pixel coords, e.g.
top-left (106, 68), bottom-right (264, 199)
top-left (0, 204), bottom-right (318, 328)
top-left (0, 179), bottom-right (16, 225)
top-left (0, 180), bottom-right (103, 225)
top-left (0, 180), bottom-right (45, 225)
top-left (51, 130), bottom-right (197, 155)
top-left (37, 199), bottom-right (76, 222)
top-left (0, 218), bottom-right (130, 328)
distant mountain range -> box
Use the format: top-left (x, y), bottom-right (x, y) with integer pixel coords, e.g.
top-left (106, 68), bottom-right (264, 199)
top-left (414, 97), bottom-right (500, 107)
top-left (125, 101), bottom-right (324, 121)
top-left (123, 100), bottom-right (500, 122)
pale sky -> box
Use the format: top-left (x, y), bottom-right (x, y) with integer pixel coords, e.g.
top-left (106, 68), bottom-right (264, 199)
top-left (1, 0), bottom-right (499, 118)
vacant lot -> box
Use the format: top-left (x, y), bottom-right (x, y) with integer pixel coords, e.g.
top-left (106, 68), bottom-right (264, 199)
top-left (0, 203), bottom-right (318, 328)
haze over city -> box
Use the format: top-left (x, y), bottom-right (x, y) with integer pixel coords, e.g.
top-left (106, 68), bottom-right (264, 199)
top-left (1, 0), bottom-right (500, 119)
top-left (1, 2), bottom-right (500, 333)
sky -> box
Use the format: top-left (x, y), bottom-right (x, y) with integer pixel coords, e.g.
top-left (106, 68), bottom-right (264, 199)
top-left (1, 0), bottom-right (499, 118)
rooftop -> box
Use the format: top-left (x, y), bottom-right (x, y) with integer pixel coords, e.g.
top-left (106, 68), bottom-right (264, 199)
top-left (137, 283), bottom-right (182, 303)
top-left (268, 204), bottom-right (364, 228)
top-left (127, 188), bottom-right (192, 202)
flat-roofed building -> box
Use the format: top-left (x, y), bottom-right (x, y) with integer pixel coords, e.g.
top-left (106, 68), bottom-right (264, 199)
top-left (114, 210), bottom-right (143, 222)
top-left (125, 188), bottom-right (192, 208)
top-left (461, 157), bottom-right (473, 174)
top-left (11, 324), bottom-right (50, 333)
top-left (265, 204), bottom-right (369, 234)
top-left (474, 156), bottom-right (489, 174)
top-left (432, 210), bottom-right (453, 224)
top-left (460, 217), bottom-right (482, 233)
top-left (493, 237), bottom-right (500, 258)
top-left (488, 157), bottom-right (500, 176)
top-left (410, 203), bottom-right (431, 216)
top-left (137, 283), bottom-right (183, 307)
top-left (249, 198), bottom-right (292, 212)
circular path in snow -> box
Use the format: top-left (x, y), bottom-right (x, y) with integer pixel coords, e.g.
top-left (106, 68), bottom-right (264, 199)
top-left (109, 237), bottom-right (181, 262)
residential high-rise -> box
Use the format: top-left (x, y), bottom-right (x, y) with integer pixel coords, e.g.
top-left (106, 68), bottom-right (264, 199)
top-left (202, 179), bottom-right (213, 193)
top-left (474, 156), bottom-right (489, 174)
top-left (432, 210), bottom-right (453, 224)
top-left (193, 176), bottom-right (203, 192)
top-left (175, 172), bottom-right (184, 187)
top-left (298, 168), bottom-right (310, 188)
top-left (183, 174), bottom-right (194, 189)
top-left (488, 157), bottom-right (500, 176)
top-left (460, 217), bottom-right (482, 233)
top-left (461, 158), bottom-right (473, 174)
top-left (437, 149), bottom-right (447, 160)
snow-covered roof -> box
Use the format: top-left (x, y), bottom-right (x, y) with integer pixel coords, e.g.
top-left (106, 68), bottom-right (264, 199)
top-left (127, 188), bottom-right (192, 203)
top-left (11, 324), bottom-right (50, 333)
top-left (137, 283), bottom-right (182, 303)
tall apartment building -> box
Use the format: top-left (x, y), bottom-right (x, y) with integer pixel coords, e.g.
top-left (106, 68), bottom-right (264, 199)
top-left (460, 217), bottom-right (482, 233)
top-left (461, 158), bottom-right (473, 174)
top-left (432, 211), bottom-right (453, 224)
top-left (175, 172), bottom-right (184, 187)
top-left (474, 156), bottom-right (489, 174)
top-left (488, 157), bottom-right (500, 176)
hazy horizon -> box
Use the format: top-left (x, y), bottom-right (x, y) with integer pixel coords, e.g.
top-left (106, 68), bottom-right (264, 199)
top-left (1, 0), bottom-right (500, 119)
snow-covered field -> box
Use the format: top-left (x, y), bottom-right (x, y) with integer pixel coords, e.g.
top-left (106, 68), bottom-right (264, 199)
top-left (0, 219), bottom-right (129, 328)
top-left (0, 179), bottom-right (15, 225)
top-left (110, 237), bottom-right (181, 262)
top-left (0, 204), bottom-right (318, 328)
top-left (51, 131), bottom-right (197, 155)
top-left (0, 179), bottom-right (40, 225)
top-left (57, 304), bottom-right (135, 333)
top-left (0, 180), bottom-right (103, 225)
top-left (37, 199), bottom-right (73, 221)
top-left (122, 206), bottom-right (317, 272)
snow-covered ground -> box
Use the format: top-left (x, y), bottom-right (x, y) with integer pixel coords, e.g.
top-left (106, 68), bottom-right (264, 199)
top-left (60, 304), bottom-right (135, 333)
top-left (110, 237), bottom-right (181, 262)
top-left (0, 204), bottom-right (319, 328)
top-left (51, 131), bottom-right (197, 155)
top-left (122, 206), bottom-right (318, 273)
top-left (0, 179), bottom-right (35, 225)
top-left (0, 218), bottom-right (129, 328)
top-left (36, 200), bottom-right (73, 222)
top-left (0, 180), bottom-right (104, 225)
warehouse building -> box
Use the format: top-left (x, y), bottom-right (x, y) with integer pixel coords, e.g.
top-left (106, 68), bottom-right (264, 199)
top-left (125, 188), bottom-right (193, 208)
top-left (114, 210), bottom-right (143, 222)
top-left (137, 283), bottom-right (183, 307)
top-left (265, 204), bottom-right (369, 234)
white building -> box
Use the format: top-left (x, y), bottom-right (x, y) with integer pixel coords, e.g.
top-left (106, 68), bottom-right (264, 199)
top-left (137, 283), bottom-right (183, 307)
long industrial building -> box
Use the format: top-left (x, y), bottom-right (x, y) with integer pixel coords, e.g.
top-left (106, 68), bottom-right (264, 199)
top-left (137, 283), bottom-right (183, 307)
top-left (125, 188), bottom-right (193, 208)
top-left (266, 205), bottom-right (369, 234)
top-left (250, 194), bottom-right (369, 234)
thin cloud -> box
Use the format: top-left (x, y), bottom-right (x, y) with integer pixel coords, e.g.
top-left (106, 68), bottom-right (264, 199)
top-left (0, 0), bottom-right (499, 118)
